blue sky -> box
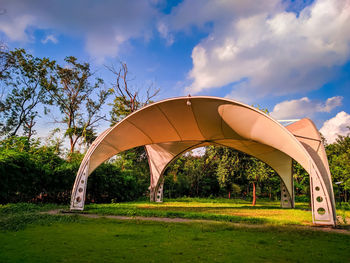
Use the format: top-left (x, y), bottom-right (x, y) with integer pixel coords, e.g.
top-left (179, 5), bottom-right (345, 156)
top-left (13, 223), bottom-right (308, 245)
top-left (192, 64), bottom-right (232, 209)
top-left (0, 0), bottom-right (349, 144)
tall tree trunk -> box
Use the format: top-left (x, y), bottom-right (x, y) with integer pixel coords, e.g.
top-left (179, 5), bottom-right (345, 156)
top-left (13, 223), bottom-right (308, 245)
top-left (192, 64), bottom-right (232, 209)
top-left (345, 190), bottom-right (348, 202)
top-left (69, 136), bottom-right (74, 154)
top-left (252, 182), bottom-right (256, 206)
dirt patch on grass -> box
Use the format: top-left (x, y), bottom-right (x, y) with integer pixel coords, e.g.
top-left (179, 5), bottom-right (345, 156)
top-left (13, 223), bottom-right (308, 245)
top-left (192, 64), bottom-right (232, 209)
top-left (42, 210), bottom-right (350, 235)
top-left (220, 210), bottom-right (284, 216)
top-left (41, 210), bottom-right (194, 223)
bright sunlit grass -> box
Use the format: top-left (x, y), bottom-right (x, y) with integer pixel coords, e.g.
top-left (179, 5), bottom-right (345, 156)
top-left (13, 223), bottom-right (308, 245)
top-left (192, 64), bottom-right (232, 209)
top-left (84, 198), bottom-right (350, 226)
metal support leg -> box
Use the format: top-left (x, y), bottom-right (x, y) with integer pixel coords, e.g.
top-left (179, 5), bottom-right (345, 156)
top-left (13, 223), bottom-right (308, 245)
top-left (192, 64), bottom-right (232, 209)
top-left (149, 179), bottom-right (164, 202)
top-left (155, 180), bottom-right (164, 202)
top-left (310, 163), bottom-right (335, 225)
top-left (70, 160), bottom-right (89, 211)
top-left (281, 180), bottom-right (293, 208)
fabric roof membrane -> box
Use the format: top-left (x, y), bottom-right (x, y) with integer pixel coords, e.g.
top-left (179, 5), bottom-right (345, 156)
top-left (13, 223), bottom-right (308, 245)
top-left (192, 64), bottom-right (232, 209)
top-left (70, 96), bottom-right (336, 226)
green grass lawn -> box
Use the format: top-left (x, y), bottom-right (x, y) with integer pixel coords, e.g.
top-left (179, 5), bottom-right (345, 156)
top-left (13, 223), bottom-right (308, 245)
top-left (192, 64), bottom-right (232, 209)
top-left (84, 198), bottom-right (350, 226)
top-left (1, 201), bottom-right (350, 263)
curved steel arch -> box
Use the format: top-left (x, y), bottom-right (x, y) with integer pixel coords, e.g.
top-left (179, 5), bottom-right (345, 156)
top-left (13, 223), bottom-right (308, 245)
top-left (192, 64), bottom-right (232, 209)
top-left (70, 96), bottom-right (336, 226)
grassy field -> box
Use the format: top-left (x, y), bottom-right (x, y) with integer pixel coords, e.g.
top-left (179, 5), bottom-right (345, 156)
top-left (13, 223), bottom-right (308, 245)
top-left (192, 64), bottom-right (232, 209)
top-left (84, 198), bottom-right (350, 226)
top-left (1, 200), bottom-right (350, 263)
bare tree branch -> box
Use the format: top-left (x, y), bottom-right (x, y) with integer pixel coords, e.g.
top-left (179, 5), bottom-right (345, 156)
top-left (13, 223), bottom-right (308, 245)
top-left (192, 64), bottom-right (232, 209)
top-left (107, 61), bottom-right (160, 125)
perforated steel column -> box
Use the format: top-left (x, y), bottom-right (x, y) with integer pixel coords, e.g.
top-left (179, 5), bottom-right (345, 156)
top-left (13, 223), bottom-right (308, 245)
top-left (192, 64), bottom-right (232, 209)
top-left (280, 180), bottom-right (293, 208)
top-left (70, 161), bottom-right (89, 210)
top-left (155, 180), bottom-right (164, 202)
top-left (310, 162), bottom-right (335, 225)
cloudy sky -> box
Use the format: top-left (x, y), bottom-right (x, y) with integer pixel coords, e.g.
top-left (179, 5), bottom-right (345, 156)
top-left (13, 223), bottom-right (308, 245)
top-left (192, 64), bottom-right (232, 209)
top-left (0, 0), bottom-right (349, 143)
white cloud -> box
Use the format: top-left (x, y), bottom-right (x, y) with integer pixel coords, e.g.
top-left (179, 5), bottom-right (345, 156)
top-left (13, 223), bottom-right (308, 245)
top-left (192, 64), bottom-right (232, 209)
top-left (0, 0), bottom-right (158, 61)
top-left (157, 22), bottom-right (174, 46)
top-left (41, 34), bottom-right (58, 44)
top-left (320, 111), bottom-right (350, 143)
top-left (163, 0), bottom-right (350, 99)
top-left (0, 15), bottom-right (35, 42)
top-left (160, 0), bottom-right (282, 32)
top-left (323, 96), bottom-right (343, 112)
top-left (270, 96), bottom-right (343, 119)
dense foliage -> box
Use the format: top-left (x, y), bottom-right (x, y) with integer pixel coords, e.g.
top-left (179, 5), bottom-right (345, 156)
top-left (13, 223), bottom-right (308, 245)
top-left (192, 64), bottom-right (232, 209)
top-left (326, 134), bottom-right (350, 202)
top-left (0, 137), bottom-right (149, 204)
top-left (0, 132), bottom-right (348, 205)
top-left (163, 146), bottom-right (302, 202)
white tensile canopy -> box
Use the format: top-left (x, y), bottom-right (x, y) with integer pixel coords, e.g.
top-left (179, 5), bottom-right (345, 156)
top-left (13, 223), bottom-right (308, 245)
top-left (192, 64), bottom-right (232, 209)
top-left (70, 96), bottom-right (336, 226)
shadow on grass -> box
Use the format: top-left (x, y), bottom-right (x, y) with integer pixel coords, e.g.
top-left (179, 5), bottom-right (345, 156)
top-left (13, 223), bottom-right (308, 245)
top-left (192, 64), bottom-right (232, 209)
top-left (139, 205), bottom-right (292, 210)
top-left (84, 205), bottom-right (294, 225)
top-left (83, 199), bottom-right (315, 226)
top-left (87, 203), bottom-right (311, 211)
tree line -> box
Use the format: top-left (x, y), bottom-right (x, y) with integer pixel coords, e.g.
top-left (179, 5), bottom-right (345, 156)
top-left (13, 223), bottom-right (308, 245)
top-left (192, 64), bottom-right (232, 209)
top-left (0, 48), bottom-right (349, 205)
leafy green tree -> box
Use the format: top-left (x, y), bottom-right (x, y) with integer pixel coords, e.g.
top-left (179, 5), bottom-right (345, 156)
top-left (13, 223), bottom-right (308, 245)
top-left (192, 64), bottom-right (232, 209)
top-left (205, 146), bottom-right (250, 199)
top-left (87, 163), bottom-right (139, 203)
top-left (164, 153), bottom-right (220, 198)
top-left (246, 158), bottom-right (274, 205)
top-left (164, 156), bottom-right (190, 198)
top-left (261, 175), bottom-right (280, 200)
top-left (112, 146), bottom-right (150, 197)
top-left (205, 145), bottom-right (278, 204)
top-left (0, 136), bottom-right (71, 203)
top-left (326, 132), bottom-right (350, 202)
top-left (293, 161), bottom-right (309, 200)
top-left (0, 49), bottom-right (54, 139)
top-left (46, 56), bottom-right (110, 154)
top-left (182, 156), bottom-right (205, 197)
top-left (0, 135), bottom-right (150, 204)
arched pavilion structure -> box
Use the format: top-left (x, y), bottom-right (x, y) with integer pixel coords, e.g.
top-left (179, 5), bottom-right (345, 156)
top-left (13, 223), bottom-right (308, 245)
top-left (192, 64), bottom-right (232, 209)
top-left (70, 96), bottom-right (336, 226)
